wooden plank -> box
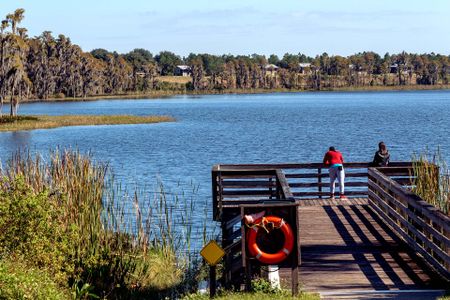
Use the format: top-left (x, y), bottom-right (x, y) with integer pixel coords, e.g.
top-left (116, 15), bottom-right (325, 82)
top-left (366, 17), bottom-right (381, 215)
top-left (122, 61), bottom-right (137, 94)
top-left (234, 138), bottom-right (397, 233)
top-left (239, 202), bottom-right (299, 208)
top-left (221, 180), bottom-right (276, 188)
top-left (224, 239), bottom-right (242, 254)
top-left (377, 166), bottom-right (413, 176)
top-left (220, 174), bottom-right (276, 179)
top-left (217, 161), bottom-right (412, 171)
top-left (224, 214), bottom-right (242, 230)
top-left (393, 177), bottom-right (415, 186)
top-left (222, 190), bottom-right (274, 196)
top-left (215, 169), bottom-right (277, 176)
top-left (294, 191), bottom-right (368, 197)
top-left (217, 162), bottom-right (369, 170)
top-left (286, 172), bottom-right (368, 179)
top-left (290, 182), bottom-right (368, 188)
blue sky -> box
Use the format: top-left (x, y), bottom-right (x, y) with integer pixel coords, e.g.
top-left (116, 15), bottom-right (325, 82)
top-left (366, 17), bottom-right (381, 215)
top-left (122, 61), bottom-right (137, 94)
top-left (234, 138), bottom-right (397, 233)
top-left (1, 0), bottom-right (449, 57)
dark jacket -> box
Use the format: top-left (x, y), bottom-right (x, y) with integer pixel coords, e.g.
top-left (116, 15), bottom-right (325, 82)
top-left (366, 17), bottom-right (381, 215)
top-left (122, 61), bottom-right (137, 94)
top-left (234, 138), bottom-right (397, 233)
top-left (372, 151), bottom-right (390, 166)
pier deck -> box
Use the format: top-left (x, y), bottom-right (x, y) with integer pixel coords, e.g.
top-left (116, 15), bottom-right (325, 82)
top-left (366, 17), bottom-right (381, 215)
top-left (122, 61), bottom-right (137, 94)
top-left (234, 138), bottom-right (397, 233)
top-left (212, 163), bottom-right (450, 299)
top-left (285, 198), bottom-right (446, 296)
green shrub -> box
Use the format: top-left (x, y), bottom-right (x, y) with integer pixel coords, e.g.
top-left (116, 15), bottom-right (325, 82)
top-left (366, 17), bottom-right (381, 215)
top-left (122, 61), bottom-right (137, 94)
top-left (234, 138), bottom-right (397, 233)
top-left (0, 258), bottom-right (69, 300)
top-left (0, 116), bottom-right (38, 124)
top-left (0, 176), bottom-right (73, 284)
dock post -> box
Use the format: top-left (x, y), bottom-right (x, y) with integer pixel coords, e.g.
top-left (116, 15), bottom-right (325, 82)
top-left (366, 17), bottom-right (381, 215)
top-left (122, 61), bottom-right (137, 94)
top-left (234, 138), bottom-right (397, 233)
top-left (318, 167), bottom-right (322, 199)
top-left (209, 265), bottom-right (216, 298)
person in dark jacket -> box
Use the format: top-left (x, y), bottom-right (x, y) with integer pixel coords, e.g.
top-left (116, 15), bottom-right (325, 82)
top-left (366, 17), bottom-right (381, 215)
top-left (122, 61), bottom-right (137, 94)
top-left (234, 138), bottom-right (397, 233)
top-left (372, 142), bottom-right (390, 166)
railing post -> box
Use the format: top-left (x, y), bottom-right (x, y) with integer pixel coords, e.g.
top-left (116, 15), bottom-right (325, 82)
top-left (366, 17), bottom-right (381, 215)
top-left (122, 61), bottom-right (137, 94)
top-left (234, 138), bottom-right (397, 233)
top-left (318, 167), bottom-right (322, 199)
top-left (269, 176), bottom-right (273, 200)
top-left (275, 176), bottom-right (280, 200)
top-left (212, 169), bottom-right (218, 220)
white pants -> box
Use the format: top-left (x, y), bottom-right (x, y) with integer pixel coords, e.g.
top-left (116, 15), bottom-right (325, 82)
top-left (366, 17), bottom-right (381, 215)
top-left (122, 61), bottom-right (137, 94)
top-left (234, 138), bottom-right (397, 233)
top-left (329, 167), bottom-right (345, 195)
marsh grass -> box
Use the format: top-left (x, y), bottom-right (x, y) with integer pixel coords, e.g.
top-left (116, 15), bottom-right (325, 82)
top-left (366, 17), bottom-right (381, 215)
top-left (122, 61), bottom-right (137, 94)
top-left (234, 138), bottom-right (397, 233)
top-left (0, 149), bottom-right (206, 299)
top-left (0, 114), bottom-right (174, 131)
top-left (412, 149), bottom-right (450, 215)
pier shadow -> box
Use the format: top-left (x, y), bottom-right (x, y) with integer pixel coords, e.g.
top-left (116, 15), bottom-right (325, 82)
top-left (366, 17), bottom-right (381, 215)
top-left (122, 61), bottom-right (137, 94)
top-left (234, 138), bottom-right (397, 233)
top-left (323, 205), bottom-right (389, 290)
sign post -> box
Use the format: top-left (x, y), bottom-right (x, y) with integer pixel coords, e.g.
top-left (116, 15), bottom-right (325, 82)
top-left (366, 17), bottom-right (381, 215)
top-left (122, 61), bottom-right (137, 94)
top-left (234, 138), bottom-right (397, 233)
top-left (200, 240), bottom-right (225, 298)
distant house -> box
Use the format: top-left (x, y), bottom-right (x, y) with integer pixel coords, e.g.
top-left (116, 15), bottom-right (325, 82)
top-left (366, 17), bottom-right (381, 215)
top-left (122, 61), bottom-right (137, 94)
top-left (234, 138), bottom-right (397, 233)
top-left (349, 64), bottom-right (367, 75)
top-left (175, 65), bottom-right (192, 76)
top-left (298, 63), bottom-right (313, 75)
top-left (390, 64), bottom-right (398, 74)
top-left (135, 72), bottom-right (146, 78)
top-left (264, 64), bottom-right (279, 76)
top-left (390, 64), bottom-right (411, 75)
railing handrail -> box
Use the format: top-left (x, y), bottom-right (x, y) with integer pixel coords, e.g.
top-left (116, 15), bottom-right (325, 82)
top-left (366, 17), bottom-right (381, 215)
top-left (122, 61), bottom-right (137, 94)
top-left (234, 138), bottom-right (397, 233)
top-left (368, 167), bottom-right (450, 278)
top-left (370, 167), bottom-right (449, 231)
top-left (213, 161), bottom-right (412, 171)
top-left (276, 169), bottom-right (295, 201)
top-left (212, 162), bottom-right (416, 220)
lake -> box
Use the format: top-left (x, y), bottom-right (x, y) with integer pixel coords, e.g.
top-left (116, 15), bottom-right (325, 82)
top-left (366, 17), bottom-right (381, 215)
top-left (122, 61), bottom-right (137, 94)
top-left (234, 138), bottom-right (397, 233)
top-left (1, 90), bottom-right (449, 247)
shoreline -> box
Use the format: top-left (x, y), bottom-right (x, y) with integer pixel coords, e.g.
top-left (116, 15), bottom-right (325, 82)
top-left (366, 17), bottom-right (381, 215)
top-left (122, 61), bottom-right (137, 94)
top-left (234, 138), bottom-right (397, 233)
top-left (8, 84), bottom-right (450, 104)
top-left (0, 115), bottom-right (175, 132)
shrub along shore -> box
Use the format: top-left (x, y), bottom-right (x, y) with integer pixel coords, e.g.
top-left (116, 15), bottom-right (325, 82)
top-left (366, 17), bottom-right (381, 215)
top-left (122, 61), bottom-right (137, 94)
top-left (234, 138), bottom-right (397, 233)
top-left (0, 115), bottom-right (174, 132)
top-left (1, 83), bottom-right (448, 104)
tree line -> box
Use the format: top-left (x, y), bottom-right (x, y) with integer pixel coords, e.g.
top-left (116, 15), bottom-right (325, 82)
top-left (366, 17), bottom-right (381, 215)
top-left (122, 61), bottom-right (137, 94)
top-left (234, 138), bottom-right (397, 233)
top-left (1, 9), bottom-right (449, 116)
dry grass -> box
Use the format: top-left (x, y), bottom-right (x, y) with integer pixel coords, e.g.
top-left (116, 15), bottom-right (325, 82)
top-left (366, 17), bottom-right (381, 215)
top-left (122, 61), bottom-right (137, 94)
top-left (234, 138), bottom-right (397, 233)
top-left (412, 149), bottom-right (450, 215)
top-left (157, 76), bottom-right (192, 84)
top-left (0, 114), bottom-right (174, 132)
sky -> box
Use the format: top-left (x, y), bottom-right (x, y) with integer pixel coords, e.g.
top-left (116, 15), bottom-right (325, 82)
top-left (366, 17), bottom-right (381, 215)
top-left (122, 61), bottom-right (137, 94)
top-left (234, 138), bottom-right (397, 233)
top-left (1, 0), bottom-right (449, 57)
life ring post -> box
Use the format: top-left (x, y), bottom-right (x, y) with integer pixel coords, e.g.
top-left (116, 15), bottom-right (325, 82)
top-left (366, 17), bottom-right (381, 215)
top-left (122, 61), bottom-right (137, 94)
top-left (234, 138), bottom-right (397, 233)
top-left (240, 203), bottom-right (300, 296)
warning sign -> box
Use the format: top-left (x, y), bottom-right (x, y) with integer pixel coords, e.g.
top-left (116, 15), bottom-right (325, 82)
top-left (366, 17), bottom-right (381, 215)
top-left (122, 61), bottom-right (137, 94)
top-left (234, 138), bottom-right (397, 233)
top-left (200, 240), bottom-right (225, 266)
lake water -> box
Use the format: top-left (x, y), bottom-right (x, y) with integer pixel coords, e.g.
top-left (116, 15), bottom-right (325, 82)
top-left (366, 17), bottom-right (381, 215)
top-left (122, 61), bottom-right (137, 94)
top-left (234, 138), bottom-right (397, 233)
top-left (1, 90), bottom-right (449, 247)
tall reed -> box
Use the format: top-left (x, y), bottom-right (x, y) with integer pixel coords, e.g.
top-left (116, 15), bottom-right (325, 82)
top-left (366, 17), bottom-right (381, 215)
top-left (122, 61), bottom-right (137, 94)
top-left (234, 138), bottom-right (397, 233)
top-left (0, 148), bottom-right (207, 299)
top-left (412, 149), bottom-right (450, 215)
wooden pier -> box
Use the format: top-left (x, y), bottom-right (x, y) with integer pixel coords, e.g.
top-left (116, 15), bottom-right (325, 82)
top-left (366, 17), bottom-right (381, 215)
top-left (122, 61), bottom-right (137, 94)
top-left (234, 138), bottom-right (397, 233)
top-left (211, 162), bottom-right (450, 299)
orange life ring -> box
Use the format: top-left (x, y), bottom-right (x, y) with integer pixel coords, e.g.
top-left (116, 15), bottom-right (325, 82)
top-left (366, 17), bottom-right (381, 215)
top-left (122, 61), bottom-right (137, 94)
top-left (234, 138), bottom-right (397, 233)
top-left (247, 215), bottom-right (294, 264)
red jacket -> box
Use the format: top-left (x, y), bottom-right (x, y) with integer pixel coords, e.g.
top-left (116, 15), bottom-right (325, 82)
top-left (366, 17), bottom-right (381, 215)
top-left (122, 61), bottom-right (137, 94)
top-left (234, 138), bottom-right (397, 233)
top-left (323, 150), bottom-right (344, 166)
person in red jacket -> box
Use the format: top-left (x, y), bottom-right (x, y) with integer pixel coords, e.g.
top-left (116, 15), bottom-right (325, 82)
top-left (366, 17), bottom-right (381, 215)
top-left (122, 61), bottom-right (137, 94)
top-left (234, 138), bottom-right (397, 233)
top-left (323, 146), bottom-right (347, 200)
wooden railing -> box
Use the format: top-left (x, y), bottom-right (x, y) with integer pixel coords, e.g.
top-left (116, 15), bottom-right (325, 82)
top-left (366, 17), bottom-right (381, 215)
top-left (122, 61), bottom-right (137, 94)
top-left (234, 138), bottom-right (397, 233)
top-left (211, 166), bottom-right (294, 221)
top-left (368, 167), bottom-right (450, 278)
top-left (212, 162), bottom-right (413, 221)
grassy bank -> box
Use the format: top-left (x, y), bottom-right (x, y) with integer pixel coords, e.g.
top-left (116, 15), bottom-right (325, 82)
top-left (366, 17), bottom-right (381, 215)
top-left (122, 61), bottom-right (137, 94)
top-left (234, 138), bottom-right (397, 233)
top-left (0, 114), bottom-right (174, 131)
top-left (1, 83), bottom-right (447, 104)
top-left (56, 84), bottom-right (450, 101)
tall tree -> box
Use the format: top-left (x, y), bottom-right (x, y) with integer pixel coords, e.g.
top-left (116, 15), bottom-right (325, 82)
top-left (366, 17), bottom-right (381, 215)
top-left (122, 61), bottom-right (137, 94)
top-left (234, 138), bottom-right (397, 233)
top-left (0, 19), bottom-right (9, 117)
top-left (5, 8), bottom-right (30, 116)
top-left (155, 51), bottom-right (182, 76)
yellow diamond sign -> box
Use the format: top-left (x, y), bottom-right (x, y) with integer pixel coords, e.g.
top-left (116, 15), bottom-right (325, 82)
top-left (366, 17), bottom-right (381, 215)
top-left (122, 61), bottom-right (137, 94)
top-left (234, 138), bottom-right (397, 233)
top-left (200, 240), bottom-right (225, 266)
